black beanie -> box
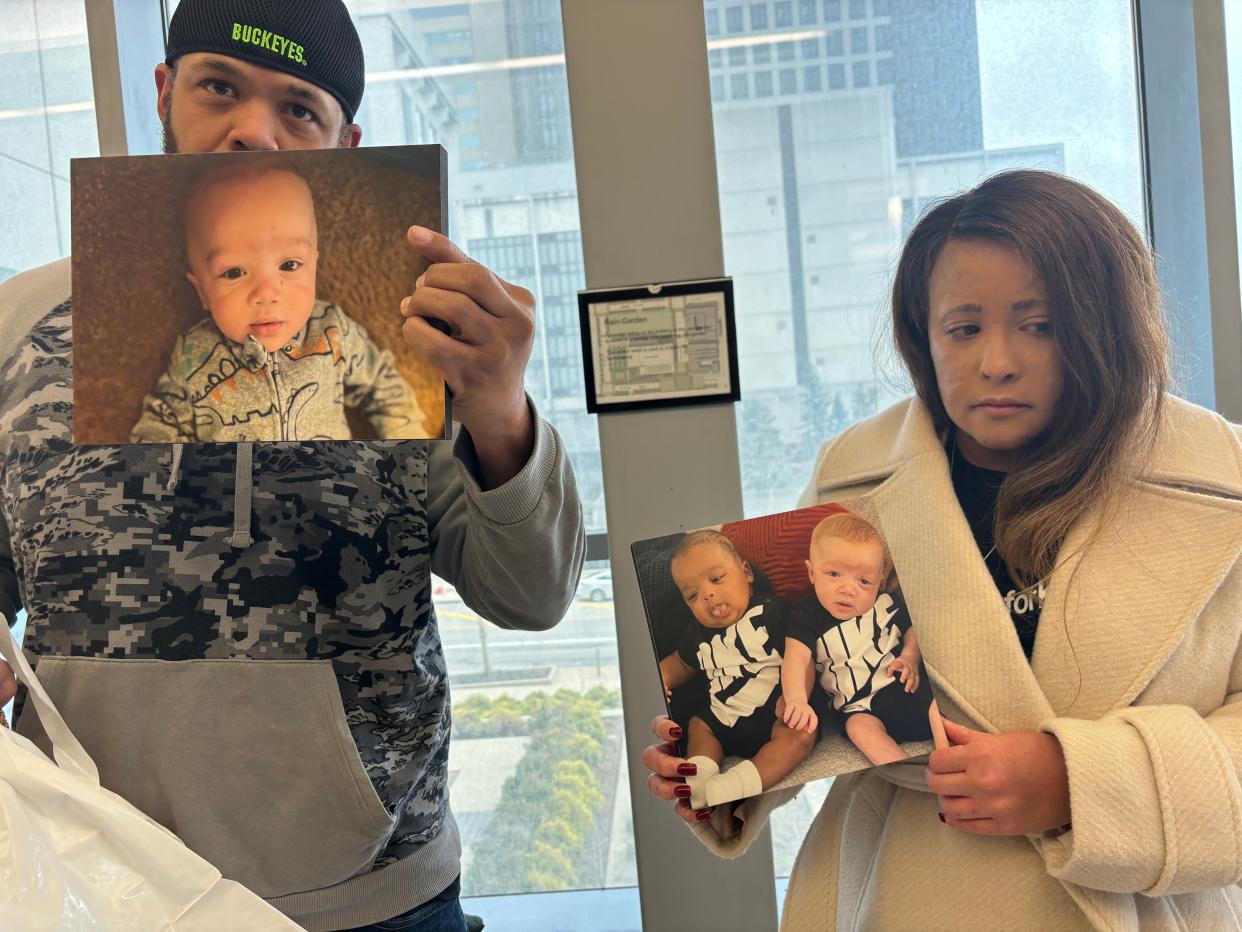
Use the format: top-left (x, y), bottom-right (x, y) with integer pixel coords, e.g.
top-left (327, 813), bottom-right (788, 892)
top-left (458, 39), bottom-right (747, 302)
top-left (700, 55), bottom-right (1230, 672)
top-left (166, 0), bottom-right (365, 122)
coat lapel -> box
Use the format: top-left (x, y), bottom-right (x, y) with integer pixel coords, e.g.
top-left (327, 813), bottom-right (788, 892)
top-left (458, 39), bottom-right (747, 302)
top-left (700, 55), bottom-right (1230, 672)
top-left (813, 396), bottom-right (1242, 732)
top-left (1032, 481), bottom-right (1242, 717)
top-left (868, 450), bottom-right (1055, 732)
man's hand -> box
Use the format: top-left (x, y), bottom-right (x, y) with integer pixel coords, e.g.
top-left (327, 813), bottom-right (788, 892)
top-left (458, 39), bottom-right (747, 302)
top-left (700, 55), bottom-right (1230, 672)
top-left (781, 698), bottom-right (818, 734)
top-left (401, 226), bottom-right (536, 489)
top-left (887, 656), bottom-right (919, 693)
top-left (924, 717), bottom-right (1071, 835)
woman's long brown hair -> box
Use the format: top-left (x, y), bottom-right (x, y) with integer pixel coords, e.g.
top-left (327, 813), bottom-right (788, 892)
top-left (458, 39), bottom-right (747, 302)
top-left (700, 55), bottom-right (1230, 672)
top-left (891, 170), bottom-right (1171, 588)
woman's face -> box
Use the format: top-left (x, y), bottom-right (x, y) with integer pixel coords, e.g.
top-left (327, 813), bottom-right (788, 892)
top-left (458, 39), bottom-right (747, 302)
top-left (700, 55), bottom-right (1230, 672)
top-left (927, 239), bottom-right (1064, 471)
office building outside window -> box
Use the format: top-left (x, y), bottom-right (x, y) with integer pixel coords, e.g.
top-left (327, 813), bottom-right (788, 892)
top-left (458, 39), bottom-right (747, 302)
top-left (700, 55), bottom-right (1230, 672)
top-left (0, 0), bottom-right (97, 283)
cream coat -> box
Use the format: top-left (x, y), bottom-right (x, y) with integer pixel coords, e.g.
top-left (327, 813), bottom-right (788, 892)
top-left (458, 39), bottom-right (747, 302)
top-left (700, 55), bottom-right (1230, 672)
top-left (694, 395), bottom-right (1242, 931)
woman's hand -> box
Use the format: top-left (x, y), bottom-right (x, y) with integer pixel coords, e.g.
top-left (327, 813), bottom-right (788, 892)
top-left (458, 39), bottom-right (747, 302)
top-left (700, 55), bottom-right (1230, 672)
top-left (887, 656), bottom-right (919, 693)
top-left (642, 715), bottom-right (713, 826)
top-left (924, 718), bottom-right (1071, 835)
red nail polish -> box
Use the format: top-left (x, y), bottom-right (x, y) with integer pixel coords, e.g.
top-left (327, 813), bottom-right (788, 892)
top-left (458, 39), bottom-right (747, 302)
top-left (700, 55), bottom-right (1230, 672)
top-left (938, 812), bottom-right (946, 823)
top-left (674, 785), bottom-right (692, 798)
top-left (669, 726), bottom-right (684, 739)
top-left (696, 809), bottom-right (712, 821)
top-left (677, 763), bottom-right (698, 776)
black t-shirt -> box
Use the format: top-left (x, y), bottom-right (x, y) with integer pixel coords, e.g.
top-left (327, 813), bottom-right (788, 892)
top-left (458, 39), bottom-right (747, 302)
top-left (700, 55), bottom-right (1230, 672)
top-left (788, 591), bottom-right (911, 711)
top-left (676, 597), bottom-right (786, 726)
top-left (948, 443), bottom-right (1044, 659)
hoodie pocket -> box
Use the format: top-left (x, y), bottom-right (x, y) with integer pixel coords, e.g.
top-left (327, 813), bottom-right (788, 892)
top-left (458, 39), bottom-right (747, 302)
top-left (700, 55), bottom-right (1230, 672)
top-left (16, 656), bottom-right (394, 899)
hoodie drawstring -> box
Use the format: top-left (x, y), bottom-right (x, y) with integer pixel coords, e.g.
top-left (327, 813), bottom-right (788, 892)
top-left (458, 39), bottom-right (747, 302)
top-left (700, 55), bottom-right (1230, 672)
top-left (165, 445), bottom-right (184, 492)
top-left (231, 442), bottom-right (254, 549)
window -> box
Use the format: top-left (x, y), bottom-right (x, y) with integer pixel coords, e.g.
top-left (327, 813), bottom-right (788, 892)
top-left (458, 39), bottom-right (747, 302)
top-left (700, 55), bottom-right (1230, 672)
top-left (824, 0), bottom-right (842, 22)
top-left (702, 0), bottom-right (1145, 875)
top-left (775, 1), bottom-right (793, 27)
top-left (850, 26), bottom-right (869, 53)
top-left (706, 8), bottom-right (721, 34)
top-left (875, 23), bottom-right (893, 51)
top-left (873, 0), bottom-right (890, 13)
top-left (709, 48), bottom-right (723, 66)
top-left (780, 69), bottom-right (798, 94)
top-left (0, 2), bottom-right (98, 283)
top-left (848, 0), bottom-right (867, 19)
top-left (751, 3), bottom-right (769, 29)
top-left (346, 0), bottom-right (634, 901)
top-left (726, 5), bottom-right (744, 31)
top-left (1228, 0), bottom-right (1242, 350)
top-left (802, 37), bottom-right (820, 58)
top-left (730, 46), bottom-right (749, 66)
top-left (799, 0), bottom-right (818, 24)
top-left (711, 74), bottom-right (725, 99)
top-left (804, 65), bottom-right (823, 91)
top-left (754, 43), bottom-right (772, 63)
top-left (732, 73), bottom-right (751, 99)
top-left (825, 30), bottom-right (844, 55)
top-left (777, 40), bottom-right (795, 61)
top-left (756, 71), bottom-right (774, 96)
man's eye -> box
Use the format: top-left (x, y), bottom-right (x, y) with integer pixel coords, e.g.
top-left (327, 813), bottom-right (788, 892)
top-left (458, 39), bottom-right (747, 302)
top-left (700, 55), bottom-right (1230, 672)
top-left (289, 104), bottom-right (318, 123)
top-left (280, 260), bottom-right (302, 272)
top-left (221, 268), bottom-right (244, 280)
top-left (202, 80), bottom-right (236, 98)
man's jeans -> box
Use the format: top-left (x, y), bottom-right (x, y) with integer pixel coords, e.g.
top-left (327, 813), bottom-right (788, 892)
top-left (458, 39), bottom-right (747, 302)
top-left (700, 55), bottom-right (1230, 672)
top-left (338, 876), bottom-right (467, 932)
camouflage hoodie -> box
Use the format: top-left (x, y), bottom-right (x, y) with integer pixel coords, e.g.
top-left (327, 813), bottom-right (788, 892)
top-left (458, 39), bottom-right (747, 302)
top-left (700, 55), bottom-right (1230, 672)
top-left (0, 259), bottom-right (586, 931)
top-left (131, 300), bottom-right (432, 442)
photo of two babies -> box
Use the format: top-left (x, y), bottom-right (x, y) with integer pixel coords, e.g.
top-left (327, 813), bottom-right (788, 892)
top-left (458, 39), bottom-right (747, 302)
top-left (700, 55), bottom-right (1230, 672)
top-left (634, 500), bottom-right (942, 810)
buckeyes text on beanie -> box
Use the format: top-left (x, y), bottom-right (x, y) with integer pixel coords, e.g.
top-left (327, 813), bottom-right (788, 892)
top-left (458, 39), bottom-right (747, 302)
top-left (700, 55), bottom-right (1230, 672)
top-left (165, 0), bottom-right (365, 122)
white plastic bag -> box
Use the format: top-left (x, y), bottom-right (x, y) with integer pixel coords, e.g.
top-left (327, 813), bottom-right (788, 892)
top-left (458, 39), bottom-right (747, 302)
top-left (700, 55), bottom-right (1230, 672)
top-left (0, 621), bottom-right (305, 930)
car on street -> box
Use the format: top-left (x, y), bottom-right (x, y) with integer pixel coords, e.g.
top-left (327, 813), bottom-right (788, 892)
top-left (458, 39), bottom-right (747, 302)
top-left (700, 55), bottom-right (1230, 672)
top-left (576, 569), bottom-right (613, 602)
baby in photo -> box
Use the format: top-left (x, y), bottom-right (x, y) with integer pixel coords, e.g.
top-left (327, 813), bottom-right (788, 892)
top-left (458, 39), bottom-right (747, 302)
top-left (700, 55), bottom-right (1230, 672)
top-left (659, 529), bottom-right (815, 808)
top-left (781, 513), bottom-right (934, 765)
top-left (131, 162), bottom-right (427, 442)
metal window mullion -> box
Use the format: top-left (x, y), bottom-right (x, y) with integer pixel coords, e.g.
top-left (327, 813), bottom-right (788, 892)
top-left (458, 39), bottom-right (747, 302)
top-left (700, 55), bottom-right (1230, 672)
top-left (84, 0), bottom-right (166, 157)
top-left (560, 1), bottom-right (780, 931)
top-left (1137, 0), bottom-right (1242, 419)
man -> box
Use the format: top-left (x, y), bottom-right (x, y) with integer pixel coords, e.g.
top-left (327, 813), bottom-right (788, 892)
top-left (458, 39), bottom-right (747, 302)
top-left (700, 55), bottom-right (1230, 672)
top-left (0, 2), bottom-right (584, 930)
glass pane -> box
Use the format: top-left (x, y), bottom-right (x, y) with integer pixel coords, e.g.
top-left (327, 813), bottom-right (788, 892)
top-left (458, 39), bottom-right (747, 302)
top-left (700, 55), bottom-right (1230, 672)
top-left (0, 0), bottom-right (97, 281)
top-left (704, 0), bottom-right (1144, 877)
top-left (1227, 0), bottom-right (1242, 323)
top-left (344, 0), bottom-right (632, 899)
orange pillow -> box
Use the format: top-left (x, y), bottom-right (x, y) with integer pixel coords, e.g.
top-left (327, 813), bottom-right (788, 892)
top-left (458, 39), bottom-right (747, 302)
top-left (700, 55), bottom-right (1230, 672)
top-left (720, 503), bottom-right (849, 603)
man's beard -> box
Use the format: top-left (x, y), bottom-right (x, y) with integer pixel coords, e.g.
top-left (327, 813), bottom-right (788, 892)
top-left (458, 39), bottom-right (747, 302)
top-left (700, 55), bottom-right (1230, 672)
top-left (161, 107), bottom-right (177, 154)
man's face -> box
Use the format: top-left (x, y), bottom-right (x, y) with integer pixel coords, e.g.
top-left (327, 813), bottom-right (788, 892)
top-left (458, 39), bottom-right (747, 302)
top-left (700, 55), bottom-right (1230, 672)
top-left (806, 536), bottom-right (886, 622)
top-left (156, 52), bottom-right (361, 153)
top-left (671, 541), bottom-right (754, 630)
top-left (185, 168), bottom-right (319, 351)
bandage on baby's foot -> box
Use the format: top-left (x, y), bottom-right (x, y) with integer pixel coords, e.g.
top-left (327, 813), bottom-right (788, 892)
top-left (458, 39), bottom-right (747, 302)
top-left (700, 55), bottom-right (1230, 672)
top-left (683, 755), bottom-right (720, 809)
top-left (703, 758), bottom-right (763, 807)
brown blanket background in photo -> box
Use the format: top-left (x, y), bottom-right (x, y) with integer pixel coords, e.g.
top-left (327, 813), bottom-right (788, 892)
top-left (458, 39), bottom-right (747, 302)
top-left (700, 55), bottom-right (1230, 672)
top-left (71, 145), bottom-right (448, 443)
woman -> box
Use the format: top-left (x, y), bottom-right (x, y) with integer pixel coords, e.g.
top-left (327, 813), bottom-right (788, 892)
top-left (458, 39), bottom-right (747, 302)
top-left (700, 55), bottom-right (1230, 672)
top-left (643, 170), bottom-right (1242, 930)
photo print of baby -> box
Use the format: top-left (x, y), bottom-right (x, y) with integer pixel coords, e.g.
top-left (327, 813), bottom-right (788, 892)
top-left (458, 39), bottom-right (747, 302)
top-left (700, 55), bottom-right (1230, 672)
top-left (632, 499), bottom-right (945, 809)
top-left (70, 145), bottom-right (450, 443)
